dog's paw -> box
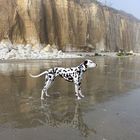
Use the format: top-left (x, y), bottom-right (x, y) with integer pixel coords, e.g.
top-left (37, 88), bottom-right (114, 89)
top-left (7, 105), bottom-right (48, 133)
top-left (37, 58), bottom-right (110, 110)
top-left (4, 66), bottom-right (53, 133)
top-left (41, 97), bottom-right (45, 100)
top-left (75, 93), bottom-right (78, 97)
top-left (80, 94), bottom-right (85, 98)
top-left (77, 96), bottom-right (82, 100)
top-left (45, 94), bottom-right (50, 97)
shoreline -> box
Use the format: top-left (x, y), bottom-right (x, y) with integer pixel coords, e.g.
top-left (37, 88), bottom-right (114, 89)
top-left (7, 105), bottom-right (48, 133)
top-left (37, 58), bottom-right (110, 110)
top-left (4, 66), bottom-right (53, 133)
top-left (0, 52), bottom-right (140, 62)
top-left (0, 52), bottom-right (138, 62)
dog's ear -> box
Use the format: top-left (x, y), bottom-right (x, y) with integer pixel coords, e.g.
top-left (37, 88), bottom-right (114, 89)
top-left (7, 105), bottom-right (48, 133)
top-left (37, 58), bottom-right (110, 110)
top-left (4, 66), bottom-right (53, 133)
top-left (84, 60), bottom-right (88, 68)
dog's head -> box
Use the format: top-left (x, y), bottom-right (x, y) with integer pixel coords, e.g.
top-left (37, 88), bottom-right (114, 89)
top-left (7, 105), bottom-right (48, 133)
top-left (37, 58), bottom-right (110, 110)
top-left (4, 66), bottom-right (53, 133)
top-left (83, 59), bottom-right (97, 69)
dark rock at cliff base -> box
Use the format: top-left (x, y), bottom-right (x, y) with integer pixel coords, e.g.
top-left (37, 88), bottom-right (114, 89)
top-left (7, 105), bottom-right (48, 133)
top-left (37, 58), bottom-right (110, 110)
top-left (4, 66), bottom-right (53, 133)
top-left (0, 0), bottom-right (140, 52)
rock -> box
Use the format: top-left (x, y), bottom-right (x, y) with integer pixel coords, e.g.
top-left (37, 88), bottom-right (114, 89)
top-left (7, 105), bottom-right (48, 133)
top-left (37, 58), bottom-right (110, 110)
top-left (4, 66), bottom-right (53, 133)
top-left (24, 44), bottom-right (32, 51)
top-left (52, 44), bottom-right (58, 53)
top-left (129, 50), bottom-right (134, 54)
top-left (58, 50), bottom-right (63, 55)
top-left (42, 44), bottom-right (52, 52)
top-left (33, 44), bottom-right (43, 51)
top-left (52, 48), bottom-right (58, 54)
top-left (6, 49), bottom-right (16, 59)
top-left (0, 39), bottom-right (13, 50)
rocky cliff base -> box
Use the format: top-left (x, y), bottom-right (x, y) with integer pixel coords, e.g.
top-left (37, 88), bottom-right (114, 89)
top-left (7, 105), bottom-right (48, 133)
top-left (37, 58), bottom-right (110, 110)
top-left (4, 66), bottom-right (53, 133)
top-left (0, 40), bottom-right (137, 60)
top-left (0, 40), bottom-right (82, 60)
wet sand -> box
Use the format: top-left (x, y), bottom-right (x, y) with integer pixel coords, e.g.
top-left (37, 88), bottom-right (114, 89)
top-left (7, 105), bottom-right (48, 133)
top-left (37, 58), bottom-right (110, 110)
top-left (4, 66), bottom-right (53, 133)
top-left (0, 57), bottom-right (140, 140)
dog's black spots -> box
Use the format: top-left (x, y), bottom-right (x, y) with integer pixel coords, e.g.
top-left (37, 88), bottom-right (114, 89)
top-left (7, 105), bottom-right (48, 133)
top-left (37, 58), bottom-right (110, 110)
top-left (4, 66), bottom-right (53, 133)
top-left (78, 77), bottom-right (80, 81)
top-left (84, 60), bottom-right (88, 68)
top-left (68, 77), bottom-right (73, 81)
top-left (49, 71), bottom-right (54, 74)
top-left (48, 75), bottom-right (52, 79)
top-left (84, 60), bottom-right (88, 65)
top-left (63, 70), bottom-right (66, 74)
top-left (53, 68), bottom-right (56, 74)
top-left (59, 74), bottom-right (63, 78)
top-left (78, 82), bottom-right (81, 86)
top-left (53, 68), bottom-right (57, 74)
top-left (77, 70), bottom-right (81, 75)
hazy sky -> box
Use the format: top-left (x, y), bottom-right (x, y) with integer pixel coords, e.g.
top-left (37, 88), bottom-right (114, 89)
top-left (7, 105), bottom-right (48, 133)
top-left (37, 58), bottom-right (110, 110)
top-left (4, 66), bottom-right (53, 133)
top-left (104, 0), bottom-right (140, 19)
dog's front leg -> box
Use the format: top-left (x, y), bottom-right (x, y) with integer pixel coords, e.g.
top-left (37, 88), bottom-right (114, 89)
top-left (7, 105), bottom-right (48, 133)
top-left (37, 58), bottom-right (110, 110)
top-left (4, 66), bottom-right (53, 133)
top-left (78, 85), bottom-right (85, 98)
top-left (74, 84), bottom-right (81, 100)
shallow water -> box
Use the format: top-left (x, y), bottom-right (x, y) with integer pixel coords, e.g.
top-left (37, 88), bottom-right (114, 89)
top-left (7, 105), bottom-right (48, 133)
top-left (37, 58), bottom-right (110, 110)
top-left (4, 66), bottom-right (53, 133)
top-left (0, 57), bottom-right (140, 140)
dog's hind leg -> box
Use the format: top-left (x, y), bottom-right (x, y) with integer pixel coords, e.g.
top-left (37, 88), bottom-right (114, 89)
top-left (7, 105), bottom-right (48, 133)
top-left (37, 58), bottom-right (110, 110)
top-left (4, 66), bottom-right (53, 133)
top-left (41, 80), bottom-right (52, 100)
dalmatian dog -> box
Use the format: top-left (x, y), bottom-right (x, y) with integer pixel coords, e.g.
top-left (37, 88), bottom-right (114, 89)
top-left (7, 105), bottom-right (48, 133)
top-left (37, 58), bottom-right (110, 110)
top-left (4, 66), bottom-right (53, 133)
top-left (30, 60), bottom-right (97, 100)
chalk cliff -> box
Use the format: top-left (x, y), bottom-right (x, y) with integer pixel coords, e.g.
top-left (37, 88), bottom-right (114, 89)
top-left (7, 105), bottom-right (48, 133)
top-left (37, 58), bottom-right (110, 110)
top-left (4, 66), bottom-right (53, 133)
top-left (0, 0), bottom-right (140, 52)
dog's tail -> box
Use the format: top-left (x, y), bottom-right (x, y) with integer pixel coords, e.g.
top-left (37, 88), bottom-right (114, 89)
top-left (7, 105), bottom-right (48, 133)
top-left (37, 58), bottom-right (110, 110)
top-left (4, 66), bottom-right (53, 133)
top-left (29, 71), bottom-right (48, 78)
